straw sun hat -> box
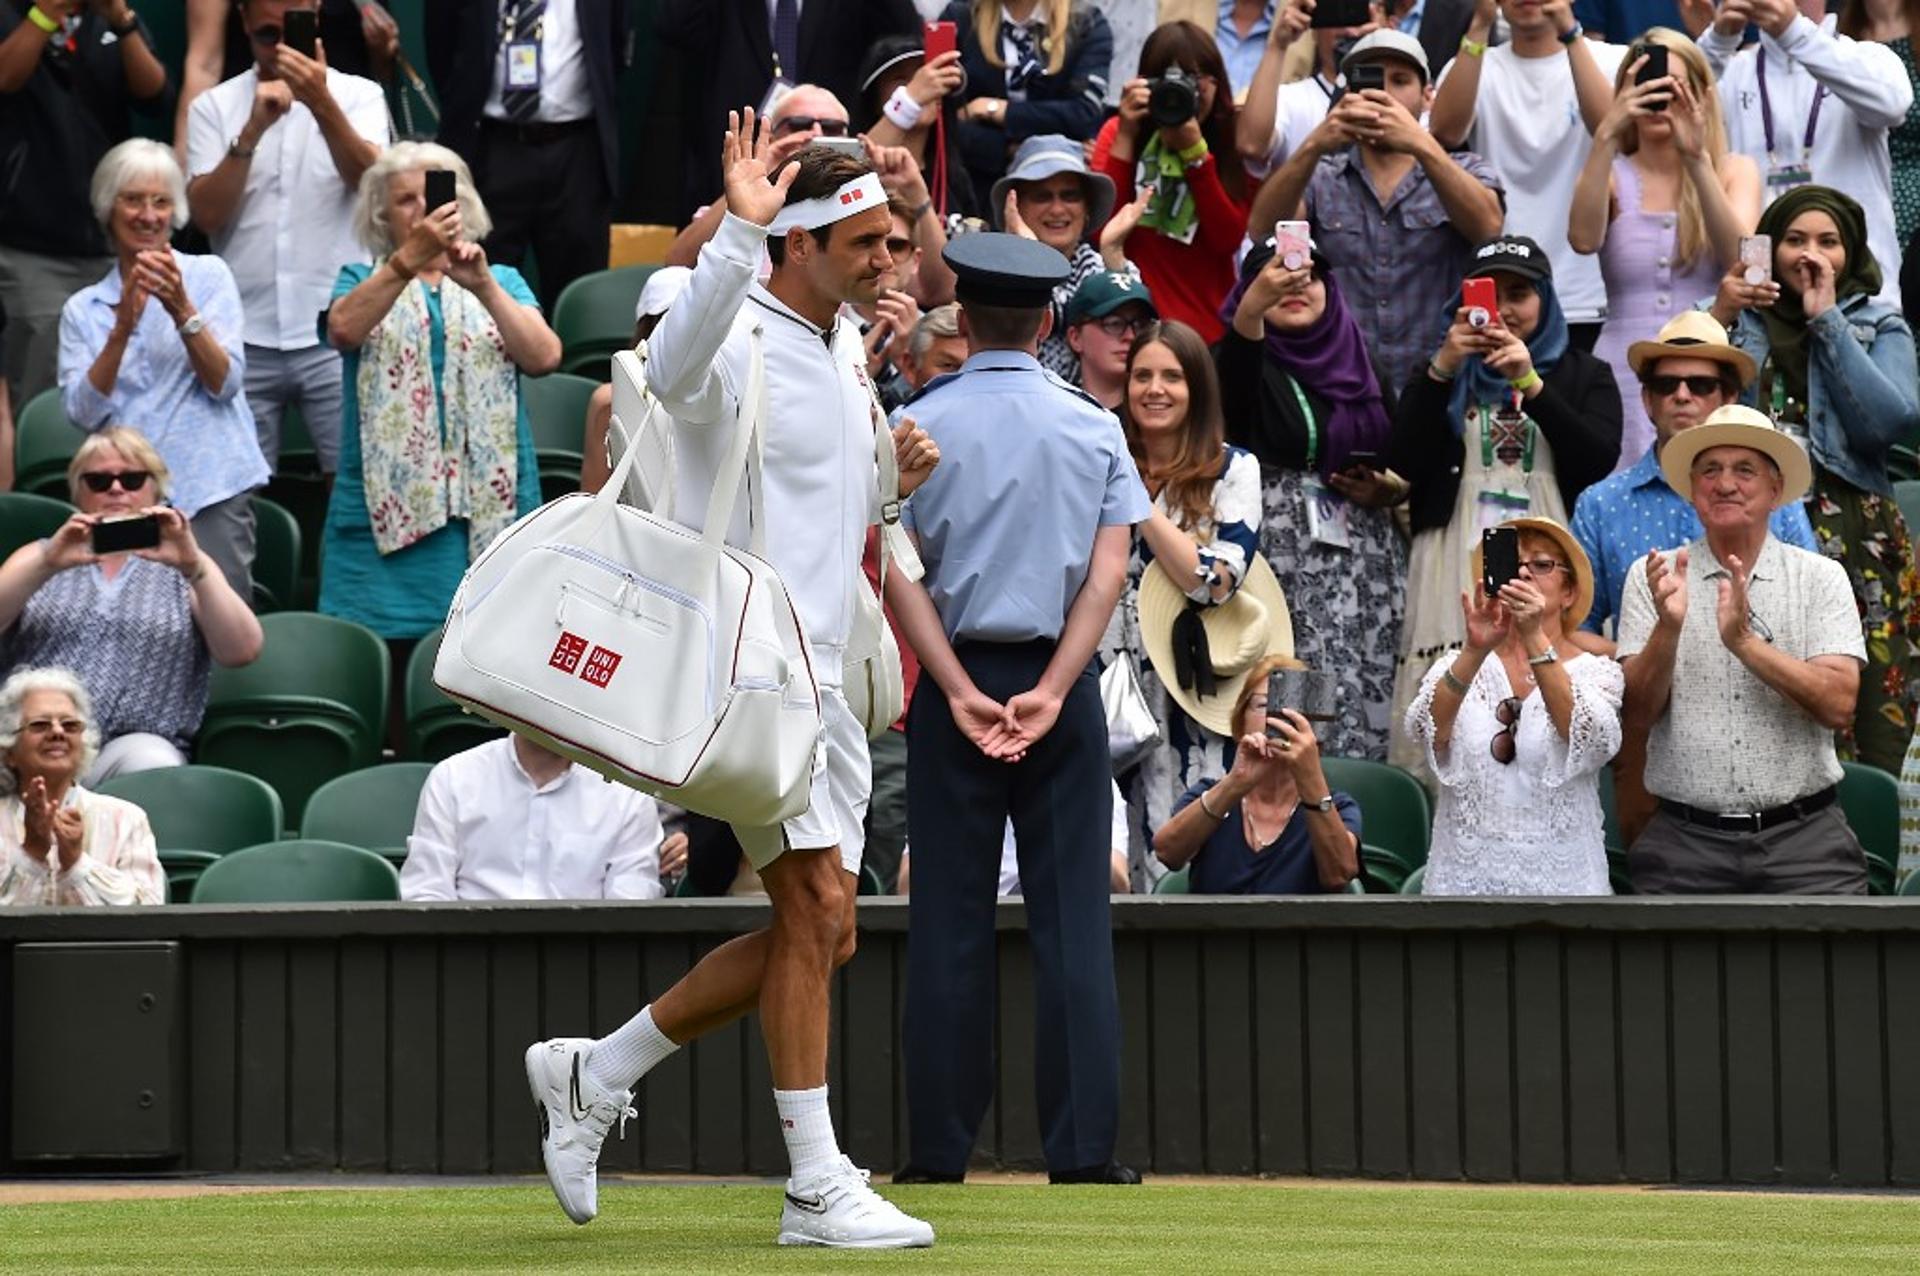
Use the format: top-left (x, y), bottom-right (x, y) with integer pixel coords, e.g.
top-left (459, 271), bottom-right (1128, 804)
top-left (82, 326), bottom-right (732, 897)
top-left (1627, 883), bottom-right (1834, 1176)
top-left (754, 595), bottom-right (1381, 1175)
top-left (1138, 554), bottom-right (1295, 737)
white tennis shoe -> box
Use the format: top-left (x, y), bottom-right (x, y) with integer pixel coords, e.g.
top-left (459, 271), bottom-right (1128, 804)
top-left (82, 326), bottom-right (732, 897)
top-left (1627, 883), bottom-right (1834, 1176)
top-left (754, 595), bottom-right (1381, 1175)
top-left (777, 1156), bottom-right (935, 1248)
top-left (525, 1037), bottom-right (635, 1224)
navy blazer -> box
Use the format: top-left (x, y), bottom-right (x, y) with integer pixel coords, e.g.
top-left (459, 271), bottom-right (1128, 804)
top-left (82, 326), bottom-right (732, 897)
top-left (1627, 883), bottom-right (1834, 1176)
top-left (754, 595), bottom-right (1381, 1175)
top-left (938, 1), bottom-right (1112, 189)
top-left (424, 0), bottom-right (631, 190)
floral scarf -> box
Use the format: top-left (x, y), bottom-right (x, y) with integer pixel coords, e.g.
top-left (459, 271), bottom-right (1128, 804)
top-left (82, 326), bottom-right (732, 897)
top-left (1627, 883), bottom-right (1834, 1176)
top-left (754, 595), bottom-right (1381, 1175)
top-left (357, 266), bottom-right (520, 559)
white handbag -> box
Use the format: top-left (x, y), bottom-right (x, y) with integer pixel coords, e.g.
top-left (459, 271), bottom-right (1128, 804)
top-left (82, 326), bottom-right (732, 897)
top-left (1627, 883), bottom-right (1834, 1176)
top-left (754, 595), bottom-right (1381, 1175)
top-left (843, 374), bottom-right (922, 740)
top-left (434, 334), bottom-right (822, 827)
top-left (1101, 655), bottom-right (1161, 773)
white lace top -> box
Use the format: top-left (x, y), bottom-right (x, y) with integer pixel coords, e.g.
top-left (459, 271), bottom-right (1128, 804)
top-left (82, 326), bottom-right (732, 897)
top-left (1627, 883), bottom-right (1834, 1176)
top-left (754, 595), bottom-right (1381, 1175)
top-left (1405, 650), bottom-right (1624, 896)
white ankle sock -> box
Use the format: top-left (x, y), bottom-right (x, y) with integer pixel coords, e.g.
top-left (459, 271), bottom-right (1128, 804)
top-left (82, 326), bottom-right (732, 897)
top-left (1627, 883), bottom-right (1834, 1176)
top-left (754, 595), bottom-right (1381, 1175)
top-left (775, 1085), bottom-right (841, 1183)
top-left (585, 1004), bottom-right (678, 1092)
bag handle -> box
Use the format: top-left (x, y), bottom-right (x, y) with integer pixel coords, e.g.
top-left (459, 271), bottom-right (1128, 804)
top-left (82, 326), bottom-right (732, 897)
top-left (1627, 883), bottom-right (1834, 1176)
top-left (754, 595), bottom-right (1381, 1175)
top-left (701, 325), bottom-right (768, 555)
top-left (583, 358), bottom-right (663, 539)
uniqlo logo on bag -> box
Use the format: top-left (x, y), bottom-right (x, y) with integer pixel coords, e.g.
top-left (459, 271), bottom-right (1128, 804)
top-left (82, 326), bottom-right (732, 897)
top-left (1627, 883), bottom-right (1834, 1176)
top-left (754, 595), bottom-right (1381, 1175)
top-left (580, 646), bottom-right (622, 688)
top-left (549, 631), bottom-right (588, 673)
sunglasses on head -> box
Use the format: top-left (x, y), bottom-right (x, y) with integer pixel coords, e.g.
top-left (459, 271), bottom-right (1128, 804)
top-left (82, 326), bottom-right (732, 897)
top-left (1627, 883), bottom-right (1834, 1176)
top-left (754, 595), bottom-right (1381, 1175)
top-left (1644, 373), bottom-right (1728, 398)
top-left (79, 470), bottom-right (151, 493)
top-left (772, 116), bottom-right (850, 137)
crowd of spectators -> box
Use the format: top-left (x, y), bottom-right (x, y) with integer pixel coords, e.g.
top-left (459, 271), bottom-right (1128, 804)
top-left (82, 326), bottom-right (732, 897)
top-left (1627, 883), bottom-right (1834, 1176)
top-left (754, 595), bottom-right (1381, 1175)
top-left (8, 0), bottom-right (1920, 906)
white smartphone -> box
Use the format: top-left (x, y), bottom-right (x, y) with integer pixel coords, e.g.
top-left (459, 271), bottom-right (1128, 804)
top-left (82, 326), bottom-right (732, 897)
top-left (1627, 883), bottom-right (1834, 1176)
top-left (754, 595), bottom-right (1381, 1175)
top-left (1739, 234), bottom-right (1772, 286)
top-left (1274, 220), bottom-right (1311, 270)
top-left (811, 136), bottom-right (866, 159)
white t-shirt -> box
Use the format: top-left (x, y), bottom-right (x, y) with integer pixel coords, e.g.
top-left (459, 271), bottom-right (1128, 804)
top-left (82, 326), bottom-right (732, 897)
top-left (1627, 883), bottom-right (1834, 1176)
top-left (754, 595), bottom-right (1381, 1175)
top-left (1438, 40), bottom-right (1628, 323)
top-left (1253, 73), bottom-right (1344, 180)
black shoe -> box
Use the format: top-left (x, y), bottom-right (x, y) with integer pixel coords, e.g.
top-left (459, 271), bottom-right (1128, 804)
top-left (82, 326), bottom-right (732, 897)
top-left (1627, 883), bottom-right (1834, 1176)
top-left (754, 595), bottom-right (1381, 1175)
top-left (1048, 1162), bottom-right (1141, 1185)
top-left (891, 1164), bottom-right (965, 1185)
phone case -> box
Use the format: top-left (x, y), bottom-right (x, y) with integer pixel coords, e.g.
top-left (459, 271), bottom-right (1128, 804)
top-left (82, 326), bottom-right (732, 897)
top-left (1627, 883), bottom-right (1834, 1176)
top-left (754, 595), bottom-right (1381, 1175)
top-left (1739, 235), bottom-right (1772, 286)
top-left (1482, 528), bottom-right (1520, 596)
top-left (1274, 220), bottom-right (1311, 269)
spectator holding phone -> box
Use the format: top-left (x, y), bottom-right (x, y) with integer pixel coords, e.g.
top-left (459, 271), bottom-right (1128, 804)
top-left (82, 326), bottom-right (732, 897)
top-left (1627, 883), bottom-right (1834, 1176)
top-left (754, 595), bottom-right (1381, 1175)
top-left (1385, 238), bottom-right (1622, 777)
top-left (0, 429), bottom-right (263, 783)
top-left (1698, 0), bottom-right (1912, 303)
top-left (1571, 31), bottom-right (1760, 469)
top-left (861, 34), bottom-right (984, 223)
top-left (1094, 21), bottom-right (1251, 341)
top-left (1218, 237), bottom-right (1405, 760)
top-left (940, 0), bottom-right (1115, 192)
top-left (320, 142), bottom-right (559, 641)
top-left (184, 0), bottom-right (390, 474)
top-left (1151, 654), bottom-right (1361, 895)
top-left (1406, 517), bottom-right (1623, 894)
top-left (1236, 0), bottom-right (1369, 179)
top-left (1708, 184), bottom-right (1920, 771)
top-left (1246, 29), bottom-right (1505, 397)
top-left (58, 140), bottom-right (269, 600)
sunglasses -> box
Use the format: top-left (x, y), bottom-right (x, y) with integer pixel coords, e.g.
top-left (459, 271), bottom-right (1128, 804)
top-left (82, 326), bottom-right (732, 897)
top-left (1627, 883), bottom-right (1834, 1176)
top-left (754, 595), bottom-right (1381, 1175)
top-left (1644, 374), bottom-right (1729, 398)
top-left (886, 236), bottom-right (913, 256)
top-left (1491, 695), bottom-right (1523, 765)
top-left (23, 717), bottom-right (86, 736)
top-left (772, 116), bottom-right (850, 137)
top-left (79, 470), bottom-right (151, 493)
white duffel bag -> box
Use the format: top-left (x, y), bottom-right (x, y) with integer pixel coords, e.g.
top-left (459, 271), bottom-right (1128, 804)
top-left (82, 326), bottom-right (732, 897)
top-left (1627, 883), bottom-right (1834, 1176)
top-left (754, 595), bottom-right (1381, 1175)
top-left (434, 333), bottom-right (821, 828)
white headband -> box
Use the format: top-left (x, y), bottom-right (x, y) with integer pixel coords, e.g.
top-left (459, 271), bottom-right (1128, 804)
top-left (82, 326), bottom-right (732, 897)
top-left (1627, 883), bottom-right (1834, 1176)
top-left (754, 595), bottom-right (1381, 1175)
top-left (766, 173), bottom-right (887, 236)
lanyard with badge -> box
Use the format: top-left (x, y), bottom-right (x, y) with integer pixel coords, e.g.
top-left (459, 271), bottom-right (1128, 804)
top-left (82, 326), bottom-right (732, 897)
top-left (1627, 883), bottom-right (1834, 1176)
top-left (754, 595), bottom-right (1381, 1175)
top-left (1758, 54), bottom-right (1824, 197)
top-left (1473, 392), bottom-right (1535, 532)
top-left (500, 1), bottom-right (543, 95)
top-left (1290, 375), bottom-right (1353, 549)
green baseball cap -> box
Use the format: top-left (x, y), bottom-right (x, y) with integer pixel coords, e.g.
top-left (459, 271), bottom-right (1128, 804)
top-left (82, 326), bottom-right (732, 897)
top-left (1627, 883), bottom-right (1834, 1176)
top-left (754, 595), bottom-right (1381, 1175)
top-left (1066, 271), bottom-right (1157, 325)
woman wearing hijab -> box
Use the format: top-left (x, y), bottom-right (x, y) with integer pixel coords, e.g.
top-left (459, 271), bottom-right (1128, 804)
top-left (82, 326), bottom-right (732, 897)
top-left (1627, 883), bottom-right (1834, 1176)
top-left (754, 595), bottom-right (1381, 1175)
top-left (1217, 238), bottom-right (1405, 761)
top-left (1386, 237), bottom-right (1622, 781)
top-left (1709, 185), bottom-right (1920, 772)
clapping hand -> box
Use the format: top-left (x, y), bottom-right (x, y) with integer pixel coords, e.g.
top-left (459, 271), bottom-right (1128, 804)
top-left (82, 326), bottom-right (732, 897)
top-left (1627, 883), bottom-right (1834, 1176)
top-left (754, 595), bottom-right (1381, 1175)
top-left (1002, 189), bottom-right (1038, 240)
top-left (20, 776), bottom-right (54, 862)
top-left (132, 250), bottom-right (190, 323)
top-left (1647, 547), bottom-right (1689, 630)
top-left (1715, 551), bottom-right (1755, 653)
top-left (892, 416), bottom-right (940, 496)
top-left (52, 805), bottom-right (84, 871)
top-left (722, 108), bottom-right (801, 228)
top-left (1098, 183), bottom-right (1155, 255)
top-left (1461, 582), bottom-right (1511, 655)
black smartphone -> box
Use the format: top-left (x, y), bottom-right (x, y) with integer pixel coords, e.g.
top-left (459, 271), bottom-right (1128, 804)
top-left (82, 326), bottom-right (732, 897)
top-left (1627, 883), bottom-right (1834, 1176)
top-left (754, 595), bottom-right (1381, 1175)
top-left (282, 8), bottom-right (318, 60)
top-left (91, 515), bottom-right (161, 555)
top-left (1342, 449), bottom-right (1381, 474)
top-left (1482, 525), bottom-right (1520, 597)
top-left (424, 168), bottom-right (457, 214)
top-left (1347, 63), bottom-right (1386, 93)
top-left (1633, 44), bottom-right (1669, 110)
top-left (1311, 0), bottom-right (1372, 28)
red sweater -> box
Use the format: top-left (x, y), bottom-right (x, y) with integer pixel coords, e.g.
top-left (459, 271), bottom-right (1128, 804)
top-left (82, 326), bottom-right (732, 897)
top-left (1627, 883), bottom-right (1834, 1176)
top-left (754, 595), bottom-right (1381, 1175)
top-left (1092, 116), bottom-right (1249, 343)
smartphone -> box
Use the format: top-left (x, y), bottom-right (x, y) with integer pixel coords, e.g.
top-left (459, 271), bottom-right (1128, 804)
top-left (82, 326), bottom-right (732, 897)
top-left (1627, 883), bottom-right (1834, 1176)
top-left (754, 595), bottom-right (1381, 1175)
top-left (1633, 44), bottom-right (1670, 110)
top-left (1342, 449), bottom-right (1381, 474)
top-left (1274, 219), bottom-right (1311, 270)
top-left (1311, 0), bottom-right (1372, 28)
top-left (1347, 63), bottom-right (1386, 93)
top-left (1739, 233), bottom-right (1772, 286)
top-left (91, 514), bottom-right (161, 555)
top-left (1462, 276), bottom-right (1498, 328)
top-left (282, 7), bottom-right (318, 60)
top-left (1482, 526), bottom-right (1521, 598)
top-left (812, 136), bottom-right (866, 158)
top-left (1265, 668), bottom-right (1339, 735)
top-left (424, 168), bottom-right (457, 215)
top-left (922, 19), bottom-right (958, 62)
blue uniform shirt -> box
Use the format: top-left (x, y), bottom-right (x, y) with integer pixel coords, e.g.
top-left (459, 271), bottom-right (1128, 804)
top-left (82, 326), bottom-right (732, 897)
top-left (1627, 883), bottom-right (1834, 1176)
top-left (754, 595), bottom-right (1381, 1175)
top-left (1571, 443), bottom-right (1819, 636)
top-left (902, 351), bottom-right (1151, 642)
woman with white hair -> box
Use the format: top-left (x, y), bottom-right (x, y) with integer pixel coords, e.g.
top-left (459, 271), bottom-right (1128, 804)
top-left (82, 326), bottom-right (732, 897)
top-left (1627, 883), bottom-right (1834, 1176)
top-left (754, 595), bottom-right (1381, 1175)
top-left (0, 668), bottom-right (163, 907)
top-left (320, 141), bottom-right (560, 640)
top-left (0, 428), bottom-right (262, 783)
top-left (56, 139), bottom-right (270, 599)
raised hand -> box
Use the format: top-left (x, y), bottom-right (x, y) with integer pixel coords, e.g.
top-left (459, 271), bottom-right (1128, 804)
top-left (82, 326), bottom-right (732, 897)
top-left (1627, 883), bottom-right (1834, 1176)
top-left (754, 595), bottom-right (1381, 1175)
top-left (1098, 182), bottom-right (1155, 255)
top-left (40, 514), bottom-right (100, 573)
top-left (1266, 707), bottom-right (1324, 779)
top-left (906, 50), bottom-right (965, 106)
top-left (1667, 75), bottom-right (1708, 160)
top-left (1275, 0), bottom-right (1315, 46)
top-left (865, 137), bottom-right (930, 206)
top-left (132, 506), bottom-right (202, 577)
top-left (1002, 189), bottom-right (1038, 240)
top-left (360, 2), bottom-right (401, 63)
top-left (52, 805), bottom-right (85, 871)
top-left (722, 108), bottom-right (801, 228)
top-left (1648, 547), bottom-right (1689, 630)
top-left (1713, 0), bottom-right (1754, 35)
top-left (1498, 577), bottom-right (1549, 638)
top-left (276, 41), bottom-right (332, 109)
top-left (1797, 250), bottom-right (1839, 319)
top-left (444, 240), bottom-right (494, 294)
top-left (1461, 582), bottom-right (1511, 654)
top-left (892, 417), bottom-right (939, 496)
top-left (248, 77), bottom-right (294, 138)
top-left (20, 776), bottom-right (52, 861)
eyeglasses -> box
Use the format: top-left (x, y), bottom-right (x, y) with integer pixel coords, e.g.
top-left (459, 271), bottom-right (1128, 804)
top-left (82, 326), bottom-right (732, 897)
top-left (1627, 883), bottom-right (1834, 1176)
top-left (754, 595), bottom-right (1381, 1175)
top-left (1490, 696), bottom-right (1523, 765)
top-left (1521, 557), bottom-right (1567, 577)
top-left (1094, 314), bottom-right (1153, 339)
top-left (1644, 374), bottom-right (1729, 398)
top-left (23, 718), bottom-right (85, 736)
top-left (772, 115), bottom-right (850, 137)
top-left (79, 470), bottom-right (151, 493)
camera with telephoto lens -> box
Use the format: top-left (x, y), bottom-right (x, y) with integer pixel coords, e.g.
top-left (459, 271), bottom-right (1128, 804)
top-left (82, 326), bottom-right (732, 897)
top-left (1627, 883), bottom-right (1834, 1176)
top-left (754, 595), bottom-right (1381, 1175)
top-left (1147, 65), bottom-right (1199, 128)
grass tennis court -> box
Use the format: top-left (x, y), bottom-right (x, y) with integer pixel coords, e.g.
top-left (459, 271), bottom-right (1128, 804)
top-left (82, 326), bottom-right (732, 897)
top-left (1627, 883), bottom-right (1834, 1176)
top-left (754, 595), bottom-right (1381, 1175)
top-left (3, 1180), bottom-right (1914, 1274)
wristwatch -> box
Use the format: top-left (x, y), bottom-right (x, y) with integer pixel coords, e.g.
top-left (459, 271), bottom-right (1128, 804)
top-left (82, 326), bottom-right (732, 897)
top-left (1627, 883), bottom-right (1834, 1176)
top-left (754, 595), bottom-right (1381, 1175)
top-left (1302, 793), bottom-right (1337, 813)
top-left (112, 13), bottom-right (140, 37)
top-left (1557, 21), bottom-right (1584, 44)
top-left (1527, 647), bottom-right (1561, 667)
top-left (177, 314), bottom-right (207, 338)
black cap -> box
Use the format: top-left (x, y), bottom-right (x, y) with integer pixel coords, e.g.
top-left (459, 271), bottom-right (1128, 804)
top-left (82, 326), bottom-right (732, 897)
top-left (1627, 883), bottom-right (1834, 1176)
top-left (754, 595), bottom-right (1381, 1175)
top-left (1466, 235), bottom-right (1553, 283)
top-left (943, 232), bottom-right (1072, 309)
top-left (1239, 236), bottom-right (1330, 282)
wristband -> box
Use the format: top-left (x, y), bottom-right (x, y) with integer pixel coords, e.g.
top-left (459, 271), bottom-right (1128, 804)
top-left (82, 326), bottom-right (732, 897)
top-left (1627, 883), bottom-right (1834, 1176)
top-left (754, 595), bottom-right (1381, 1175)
top-left (909, 198), bottom-right (933, 224)
top-left (1557, 21), bottom-right (1584, 44)
top-left (1508, 368), bottom-right (1543, 392)
top-left (1175, 137), bottom-right (1210, 166)
top-left (112, 13), bottom-right (140, 37)
top-left (26, 6), bottom-right (58, 34)
top-left (1428, 358), bottom-right (1458, 382)
top-left (1197, 788), bottom-right (1227, 821)
top-left (228, 138), bottom-right (256, 160)
top-left (1459, 35), bottom-right (1487, 57)
top-left (882, 85), bottom-right (925, 131)
top-left (1440, 667), bottom-right (1472, 697)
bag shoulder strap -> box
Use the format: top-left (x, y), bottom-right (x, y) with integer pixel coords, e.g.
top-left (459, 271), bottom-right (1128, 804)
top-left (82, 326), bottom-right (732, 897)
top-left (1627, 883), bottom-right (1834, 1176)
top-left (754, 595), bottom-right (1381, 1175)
top-left (860, 357), bottom-right (923, 593)
top-left (701, 324), bottom-right (768, 556)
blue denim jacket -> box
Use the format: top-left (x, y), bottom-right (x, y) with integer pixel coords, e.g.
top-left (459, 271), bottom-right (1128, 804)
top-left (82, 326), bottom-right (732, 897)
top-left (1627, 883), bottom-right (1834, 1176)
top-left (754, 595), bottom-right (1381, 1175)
top-left (1721, 295), bottom-right (1920, 498)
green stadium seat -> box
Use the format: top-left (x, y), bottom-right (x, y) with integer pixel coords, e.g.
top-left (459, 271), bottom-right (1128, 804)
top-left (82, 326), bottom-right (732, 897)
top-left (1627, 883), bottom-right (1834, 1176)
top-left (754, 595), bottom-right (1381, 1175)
top-left (97, 764), bottom-right (284, 853)
top-left (250, 495), bottom-right (303, 613)
top-left (552, 265), bottom-right (654, 382)
top-left (14, 389), bottom-right (83, 500)
top-left (301, 762), bottom-right (434, 853)
top-left (1890, 445), bottom-right (1920, 484)
top-left (274, 401), bottom-right (321, 475)
top-left (0, 491), bottom-right (75, 560)
top-left (1153, 866), bottom-right (1190, 894)
top-left (1399, 864), bottom-right (1426, 895)
top-left (157, 848), bottom-right (222, 904)
top-left (1360, 843), bottom-right (1408, 893)
top-left (259, 471), bottom-right (328, 609)
top-left (190, 839), bottom-right (401, 903)
top-left (858, 862), bottom-right (885, 896)
top-left (1320, 757), bottom-right (1432, 870)
top-left (1340, 876), bottom-right (1367, 894)
top-left (1896, 480), bottom-right (1920, 539)
top-left (1900, 868), bottom-right (1920, 897)
top-left (405, 625), bottom-right (505, 761)
top-left (1838, 761), bottom-right (1898, 895)
top-left (521, 371), bottom-right (598, 502)
top-left (197, 612), bottom-right (390, 826)
top-left (1598, 764), bottom-right (1624, 852)
top-left (1607, 848), bottom-right (1634, 895)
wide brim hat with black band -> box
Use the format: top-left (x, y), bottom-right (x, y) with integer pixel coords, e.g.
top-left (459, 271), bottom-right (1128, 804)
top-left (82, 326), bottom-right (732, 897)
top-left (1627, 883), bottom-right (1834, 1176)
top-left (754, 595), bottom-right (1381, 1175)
top-left (1624, 310), bottom-right (1756, 387)
top-left (1138, 554), bottom-right (1294, 737)
top-left (1660, 403), bottom-right (1812, 509)
top-left (1469, 515), bottom-right (1596, 630)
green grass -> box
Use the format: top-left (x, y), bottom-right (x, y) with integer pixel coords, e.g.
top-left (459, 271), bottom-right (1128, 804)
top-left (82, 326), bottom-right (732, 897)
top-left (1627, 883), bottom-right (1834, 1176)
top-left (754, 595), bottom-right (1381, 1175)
top-left (3, 1182), bottom-right (1916, 1275)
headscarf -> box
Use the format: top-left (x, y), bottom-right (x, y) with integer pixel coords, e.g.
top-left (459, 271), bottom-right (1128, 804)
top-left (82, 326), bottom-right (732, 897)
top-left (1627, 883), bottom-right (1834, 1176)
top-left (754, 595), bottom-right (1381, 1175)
top-left (1222, 242), bottom-right (1390, 476)
top-left (1443, 275), bottom-right (1570, 437)
top-left (1754, 185), bottom-right (1881, 409)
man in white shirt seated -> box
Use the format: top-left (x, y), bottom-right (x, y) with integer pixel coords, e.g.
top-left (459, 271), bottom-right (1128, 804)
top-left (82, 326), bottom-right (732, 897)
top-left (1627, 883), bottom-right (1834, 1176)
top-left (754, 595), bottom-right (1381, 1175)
top-left (399, 734), bottom-right (680, 901)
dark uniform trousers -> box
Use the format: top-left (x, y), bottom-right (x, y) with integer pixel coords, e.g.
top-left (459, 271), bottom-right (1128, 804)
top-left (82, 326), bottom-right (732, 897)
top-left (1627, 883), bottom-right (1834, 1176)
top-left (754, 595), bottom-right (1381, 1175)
top-left (902, 639), bottom-right (1121, 1175)
top-left (473, 119), bottom-right (612, 313)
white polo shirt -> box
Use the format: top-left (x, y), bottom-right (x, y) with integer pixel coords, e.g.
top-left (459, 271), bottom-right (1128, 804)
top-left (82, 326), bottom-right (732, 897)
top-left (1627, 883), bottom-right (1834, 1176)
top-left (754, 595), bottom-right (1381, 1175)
top-left (186, 67), bottom-right (390, 351)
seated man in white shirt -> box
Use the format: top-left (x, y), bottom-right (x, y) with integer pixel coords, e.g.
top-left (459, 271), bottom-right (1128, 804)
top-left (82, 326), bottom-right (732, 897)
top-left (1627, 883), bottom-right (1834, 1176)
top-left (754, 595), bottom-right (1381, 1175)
top-left (185, 0), bottom-right (391, 473)
top-left (897, 779), bottom-right (1133, 895)
top-left (400, 734), bottom-right (678, 901)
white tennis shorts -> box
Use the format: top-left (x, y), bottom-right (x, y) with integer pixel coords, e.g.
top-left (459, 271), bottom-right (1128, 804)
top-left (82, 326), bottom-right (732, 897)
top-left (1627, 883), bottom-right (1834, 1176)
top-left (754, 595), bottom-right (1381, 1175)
top-left (733, 686), bottom-right (869, 875)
